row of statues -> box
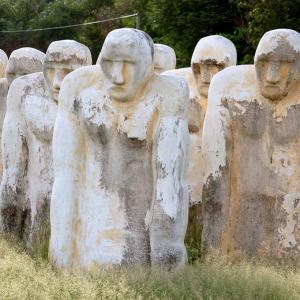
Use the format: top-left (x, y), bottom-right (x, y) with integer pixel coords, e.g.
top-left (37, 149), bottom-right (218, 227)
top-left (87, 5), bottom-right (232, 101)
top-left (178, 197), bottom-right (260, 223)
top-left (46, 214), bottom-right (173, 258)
top-left (0, 27), bottom-right (299, 271)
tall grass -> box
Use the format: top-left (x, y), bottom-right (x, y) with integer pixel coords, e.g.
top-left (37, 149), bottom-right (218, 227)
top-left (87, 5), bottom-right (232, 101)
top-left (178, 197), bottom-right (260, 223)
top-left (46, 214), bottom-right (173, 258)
top-left (0, 237), bottom-right (299, 300)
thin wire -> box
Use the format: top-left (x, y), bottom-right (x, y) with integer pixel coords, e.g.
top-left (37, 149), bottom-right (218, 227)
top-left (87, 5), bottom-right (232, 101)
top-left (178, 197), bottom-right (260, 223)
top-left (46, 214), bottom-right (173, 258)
top-left (0, 13), bottom-right (138, 33)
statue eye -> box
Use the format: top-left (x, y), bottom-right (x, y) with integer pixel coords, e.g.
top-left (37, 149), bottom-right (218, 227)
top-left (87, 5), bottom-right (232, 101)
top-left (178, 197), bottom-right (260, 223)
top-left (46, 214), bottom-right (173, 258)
top-left (192, 64), bottom-right (200, 74)
top-left (124, 60), bottom-right (135, 65)
top-left (102, 59), bottom-right (112, 66)
top-left (101, 59), bottom-right (113, 73)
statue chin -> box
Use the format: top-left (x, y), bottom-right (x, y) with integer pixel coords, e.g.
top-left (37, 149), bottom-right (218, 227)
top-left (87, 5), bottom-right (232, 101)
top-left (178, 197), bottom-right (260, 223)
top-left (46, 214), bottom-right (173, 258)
top-left (109, 84), bottom-right (140, 102)
top-left (261, 86), bottom-right (287, 101)
top-left (109, 90), bottom-right (131, 102)
top-left (199, 84), bottom-right (209, 98)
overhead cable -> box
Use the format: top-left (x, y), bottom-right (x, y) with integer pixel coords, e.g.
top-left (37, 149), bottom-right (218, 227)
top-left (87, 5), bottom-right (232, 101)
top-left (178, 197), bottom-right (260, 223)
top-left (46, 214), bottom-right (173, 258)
top-left (0, 13), bottom-right (139, 33)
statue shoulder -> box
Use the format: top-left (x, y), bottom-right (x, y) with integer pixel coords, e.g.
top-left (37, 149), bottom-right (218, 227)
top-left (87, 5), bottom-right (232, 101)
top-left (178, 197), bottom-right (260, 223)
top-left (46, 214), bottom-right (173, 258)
top-left (7, 72), bottom-right (44, 109)
top-left (163, 67), bottom-right (196, 97)
top-left (163, 67), bottom-right (192, 79)
top-left (59, 65), bottom-right (103, 110)
top-left (209, 65), bottom-right (257, 106)
top-left (155, 73), bottom-right (189, 118)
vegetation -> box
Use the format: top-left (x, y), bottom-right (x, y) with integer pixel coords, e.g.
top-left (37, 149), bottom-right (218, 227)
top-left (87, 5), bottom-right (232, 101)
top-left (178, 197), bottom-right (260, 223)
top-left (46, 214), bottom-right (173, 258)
top-left (0, 236), bottom-right (300, 300)
top-left (0, 1), bottom-right (299, 298)
top-left (0, 0), bottom-right (299, 65)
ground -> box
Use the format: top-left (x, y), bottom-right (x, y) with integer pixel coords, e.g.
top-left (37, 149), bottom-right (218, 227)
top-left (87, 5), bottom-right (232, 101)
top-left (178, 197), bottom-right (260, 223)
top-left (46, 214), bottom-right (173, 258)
top-left (0, 235), bottom-right (299, 300)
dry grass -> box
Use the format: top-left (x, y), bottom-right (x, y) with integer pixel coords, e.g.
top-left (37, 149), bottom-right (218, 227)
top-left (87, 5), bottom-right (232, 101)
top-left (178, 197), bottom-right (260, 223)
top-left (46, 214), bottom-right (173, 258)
top-left (0, 237), bottom-right (299, 300)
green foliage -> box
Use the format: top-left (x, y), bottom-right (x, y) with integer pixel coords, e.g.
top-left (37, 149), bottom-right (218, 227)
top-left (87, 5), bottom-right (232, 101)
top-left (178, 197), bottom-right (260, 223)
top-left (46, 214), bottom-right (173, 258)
top-left (120, 0), bottom-right (300, 66)
top-left (0, 0), bottom-right (299, 65)
top-left (1, 236), bottom-right (300, 300)
top-left (0, 0), bottom-right (122, 62)
top-left (248, 0), bottom-right (300, 48)
top-left (185, 204), bottom-right (202, 263)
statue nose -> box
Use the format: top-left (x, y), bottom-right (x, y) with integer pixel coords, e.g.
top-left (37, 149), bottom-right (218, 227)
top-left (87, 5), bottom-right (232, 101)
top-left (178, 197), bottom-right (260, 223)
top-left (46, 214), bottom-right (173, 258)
top-left (266, 61), bottom-right (280, 84)
top-left (53, 69), bottom-right (64, 89)
top-left (112, 61), bottom-right (124, 85)
top-left (201, 65), bottom-right (211, 84)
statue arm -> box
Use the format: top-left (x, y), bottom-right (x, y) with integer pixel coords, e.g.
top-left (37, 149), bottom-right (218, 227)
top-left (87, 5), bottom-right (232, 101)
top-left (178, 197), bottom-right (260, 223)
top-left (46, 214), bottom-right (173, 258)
top-left (150, 77), bottom-right (190, 270)
top-left (0, 79), bottom-right (28, 234)
top-left (50, 73), bottom-right (83, 268)
top-left (201, 74), bottom-right (232, 252)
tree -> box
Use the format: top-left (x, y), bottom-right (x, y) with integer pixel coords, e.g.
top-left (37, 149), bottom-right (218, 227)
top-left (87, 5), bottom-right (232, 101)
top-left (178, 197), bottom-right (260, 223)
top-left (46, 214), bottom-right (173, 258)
top-left (0, 0), bottom-right (299, 65)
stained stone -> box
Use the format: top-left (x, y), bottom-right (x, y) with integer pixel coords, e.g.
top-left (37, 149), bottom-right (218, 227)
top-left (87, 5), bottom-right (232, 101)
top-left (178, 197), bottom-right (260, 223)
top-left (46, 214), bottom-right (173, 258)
top-left (164, 35), bottom-right (236, 258)
top-left (0, 49), bottom-right (8, 178)
top-left (50, 29), bottom-right (189, 271)
top-left (0, 41), bottom-right (92, 254)
top-left (154, 43), bottom-right (176, 73)
top-left (202, 29), bottom-right (300, 260)
top-left (5, 47), bottom-right (45, 86)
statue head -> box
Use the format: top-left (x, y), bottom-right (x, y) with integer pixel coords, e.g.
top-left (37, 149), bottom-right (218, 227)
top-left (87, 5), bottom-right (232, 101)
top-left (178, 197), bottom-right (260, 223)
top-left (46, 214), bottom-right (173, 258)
top-left (98, 28), bottom-right (154, 102)
top-left (153, 43), bottom-right (176, 73)
top-left (191, 35), bottom-right (237, 98)
top-left (255, 29), bottom-right (300, 101)
top-left (0, 49), bottom-right (8, 78)
top-left (6, 47), bottom-right (45, 86)
top-left (44, 40), bottom-right (92, 102)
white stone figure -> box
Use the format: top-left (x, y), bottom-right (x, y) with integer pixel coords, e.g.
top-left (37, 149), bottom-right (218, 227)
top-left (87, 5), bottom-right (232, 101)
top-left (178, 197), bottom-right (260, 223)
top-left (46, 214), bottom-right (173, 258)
top-left (0, 40), bottom-right (92, 254)
top-left (50, 28), bottom-right (189, 270)
top-left (0, 48), bottom-right (44, 179)
top-left (164, 36), bottom-right (236, 252)
top-left (202, 29), bottom-right (300, 259)
top-left (0, 50), bottom-right (8, 79)
top-left (0, 50), bottom-right (8, 177)
top-left (153, 43), bottom-right (176, 73)
top-left (5, 47), bottom-right (45, 86)
top-left (165, 36), bottom-right (236, 206)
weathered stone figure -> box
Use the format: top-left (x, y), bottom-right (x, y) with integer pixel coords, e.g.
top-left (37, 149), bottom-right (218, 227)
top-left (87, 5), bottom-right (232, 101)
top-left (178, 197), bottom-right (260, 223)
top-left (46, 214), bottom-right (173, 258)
top-left (166, 35), bottom-right (237, 205)
top-left (0, 40), bottom-right (92, 253)
top-left (164, 36), bottom-right (236, 255)
top-left (0, 48), bottom-right (45, 179)
top-left (202, 29), bottom-right (300, 259)
top-left (0, 49), bottom-right (8, 79)
top-left (50, 28), bottom-right (189, 270)
top-left (5, 47), bottom-right (45, 86)
top-left (153, 43), bottom-right (176, 73)
top-left (0, 50), bottom-right (8, 177)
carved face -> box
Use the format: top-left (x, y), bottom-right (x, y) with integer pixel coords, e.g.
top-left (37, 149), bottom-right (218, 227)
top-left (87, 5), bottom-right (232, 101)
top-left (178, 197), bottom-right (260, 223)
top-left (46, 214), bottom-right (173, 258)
top-left (192, 61), bottom-right (224, 98)
top-left (6, 58), bottom-right (43, 86)
top-left (43, 40), bottom-right (92, 102)
top-left (6, 48), bottom-right (45, 86)
top-left (256, 53), bottom-right (297, 100)
top-left (255, 30), bottom-right (300, 101)
top-left (44, 63), bottom-right (74, 102)
top-left (191, 35), bottom-right (237, 99)
top-left (6, 69), bottom-right (26, 86)
top-left (99, 29), bottom-right (153, 102)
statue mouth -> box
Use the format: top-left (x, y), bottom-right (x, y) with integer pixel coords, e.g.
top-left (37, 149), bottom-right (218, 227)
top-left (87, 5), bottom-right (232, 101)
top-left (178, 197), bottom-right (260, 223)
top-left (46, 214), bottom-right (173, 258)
top-left (200, 82), bottom-right (210, 87)
top-left (110, 85), bottom-right (126, 93)
top-left (264, 85), bottom-right (282, 92)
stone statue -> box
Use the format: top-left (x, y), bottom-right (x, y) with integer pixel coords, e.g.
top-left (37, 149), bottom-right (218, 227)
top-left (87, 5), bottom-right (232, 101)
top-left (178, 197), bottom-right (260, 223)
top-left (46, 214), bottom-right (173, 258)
top-left (0, 40), bottom-right (92, 254)
top-left (164, 35), bottom-right (236, 255)
top-left (0, 48), bottom-right (45, 179)
top-left (153, 43), bottom-right (176, 73)
top-left (5, 47), bottom-right (45, 86)
top-left (202, 29), bottom-right (300, 260)
top-left (0, 50), bottom-right (8, 177)
top-left (50, 28), bottom-right (189, 271)
top-left (0, 49), bottom-right (8, 78)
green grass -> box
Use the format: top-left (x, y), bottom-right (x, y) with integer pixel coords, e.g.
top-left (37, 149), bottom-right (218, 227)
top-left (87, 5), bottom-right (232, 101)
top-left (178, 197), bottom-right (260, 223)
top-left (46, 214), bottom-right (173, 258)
top-left (0, 237), bottom-right (299, 300)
